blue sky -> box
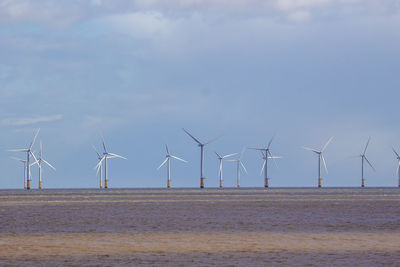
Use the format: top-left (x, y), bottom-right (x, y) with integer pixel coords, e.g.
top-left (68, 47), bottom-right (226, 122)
top-left (1, 0), bottom-right (400, 188)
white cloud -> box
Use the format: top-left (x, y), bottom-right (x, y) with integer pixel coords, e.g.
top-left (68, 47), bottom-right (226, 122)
top-left (286, 9), bottom-right (311, 22)
top-left (275, 0), bottom-right (335, 11)
top-left (0, 0), bottom-right (397, 27)
top-left (0, 114), bottom-right (63, 126)
top-left (104, 11), bottom-right (176, 40)
top-left (91, 0), bottom-right (103, 6)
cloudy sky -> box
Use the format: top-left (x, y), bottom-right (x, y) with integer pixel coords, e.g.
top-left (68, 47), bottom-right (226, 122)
top-left (0, 0), bottom-right (400, 188)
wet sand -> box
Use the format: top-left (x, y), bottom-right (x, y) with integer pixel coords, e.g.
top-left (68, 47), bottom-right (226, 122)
top-left (0, 188), bottom-right (399, 266)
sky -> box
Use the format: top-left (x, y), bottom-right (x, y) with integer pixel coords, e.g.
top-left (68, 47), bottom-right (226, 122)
top-left (0, 0), bottom-right (400, 188)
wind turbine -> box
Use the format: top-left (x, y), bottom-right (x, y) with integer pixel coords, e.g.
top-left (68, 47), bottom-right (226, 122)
top-left (8, 129), bottom-right (40, 190)
top-left (11, 157), bottom-right (27, 189)
top-left (227, 148), bottom-right (247, 188)
top-left (259, 151), bottom-right (282, 188)
top-left (32, 141), bottom-right (56, 189)
top-left (303, 136), bottom-right (334, 188)
top-left (183, 128), bottom-right (220, 188)
top-left (249, 134), bottom-right (281, 188)
top-left (359, 137), bottom-right (375, 187)
top-left (157, 144), bottom-right (187, 188)
top-left (392, 148), bottom-right (400, 187)
top-left (93, 145), bottom-right (104, 188)
top-left (96, 136), bottom-right (127, 189)
top-left (215, 151), bottom-right (237, 188)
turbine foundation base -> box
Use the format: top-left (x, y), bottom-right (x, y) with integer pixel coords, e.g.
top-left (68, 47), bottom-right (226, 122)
top-left (264, 178), bottom-right (269, 188)
top-left (219, 180), bottom-right (223, 188)
top-left (200, 178), bottom-right (204, 189)
top-left (39, 181), bottom-right (42, 190)
top-left (167, 180), bottom-right (171, 188)
top-left (104, 180), bottom-right (108, 189)
top-left (318, 178), bottom-right (322, 188)
top-left (361, 179), bottom-right (365, 187)
top-left (27, 180), bottom-right (31, 190)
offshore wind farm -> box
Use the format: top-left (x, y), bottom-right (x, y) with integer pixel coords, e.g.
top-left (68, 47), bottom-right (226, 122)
top-left (1, 0), bottom-right (400, 266)
top-left (4, 128), bottom-right (400, 189)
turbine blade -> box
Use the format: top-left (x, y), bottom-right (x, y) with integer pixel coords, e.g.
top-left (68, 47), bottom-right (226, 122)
top-left (96, 164), bottom-right (101, 175)
top-left (393, 147), bottom-right (400, 158)
top-left (204, 135), bottom-right (221, 145)
top-left (94, 156), bottom-right (105, 170)
top-left (165, 144), bottom-right (170, 155)
top-left (363, 137), bottom-right (371, 155)
top-left (321, 154), bottom-right (328, 174)
top-left (42, 159), bottom-right (56, 171)
top-left (260, 160), bottom-right (266, 176)
top-left (29, 128), bottom-right (40, 150)
top-left (101, 135), bottom-right (107, 153)
top-left (170, 155), bottom-right (187, 163)
top-left (30, 151), bottom-right (39, 166)
top-left (107, 153), bottom-right (127, 160)
top-left (215, 151), bottom-right (222, 159)
top-left (239, 147), bottom-right (246, 160)
top-left (321, 136), bottom-right (334, 152)
top-left (248, 147), bottom-right (265, 151)
top-left (8, 149), bottom-right (29, 152)
top-left (10, 157), bottom-right (26, 163)
top-left (92, 145), bottom-right (101, 158)
top-left (303, 147), bottom-right (320, 153)
top-left (182, 128), bottom-right (202, 145)
top-left (267, 132), bottom-right (276, 150)
top-left (240, 161), bottom-right (248, 174)
top-left (268, 150), bottom-right (279, 169)
top-left (223, 153), bottom-right (237, 159)
top-left (157, 158), bottom-right (169, 170)
top-left (364, 156), bottom-right (375, 171)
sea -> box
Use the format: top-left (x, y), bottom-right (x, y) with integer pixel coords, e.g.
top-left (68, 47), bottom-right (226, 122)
top-left (0, 188), bottom-right (399, 266)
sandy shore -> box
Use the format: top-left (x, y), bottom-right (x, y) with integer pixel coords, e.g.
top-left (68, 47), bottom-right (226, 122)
top-left (1, 232), bottom-right (399, 257)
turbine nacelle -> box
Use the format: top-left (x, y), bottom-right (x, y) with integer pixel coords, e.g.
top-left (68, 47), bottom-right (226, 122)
top-left (303, 136), bottom-right (334, 178)
top-left (251, 134), bottom-right (281, 178)
top-left (359, 138), bottom-right (375, 172)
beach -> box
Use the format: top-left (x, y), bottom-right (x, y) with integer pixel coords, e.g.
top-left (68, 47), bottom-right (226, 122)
top-left (0, 188), bottom-right (399, 266)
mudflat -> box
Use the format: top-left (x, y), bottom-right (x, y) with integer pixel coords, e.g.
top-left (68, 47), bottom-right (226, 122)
top-left (0, 188), bottom-right (399, 266)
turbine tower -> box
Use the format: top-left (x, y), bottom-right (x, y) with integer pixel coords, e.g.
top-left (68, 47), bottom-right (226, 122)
top-left (215, 151), bottom-right (237, 188)
top-left (8, 129), bottom-right (40, 190)
top-left (393, 148), bottom-right (400, 187)
top-left (259, 151), bottom-right (281, 188)
top-left (93, 145), bottom-right (104, 188)
top-left (183, 128), bottom-right (220, 188)
top-left (227, 148), bottom-right (247, 188)
top-left (11, 157), bottom-right (27, 189)
top-left (96, 136), bottom-right (127, 189)
top-left (157, 144), bottom-right (187, 188)
top-left (34, 141), bottom-right (56, 189)
top-left (359, 137), bottom-right (375, 187)
top-left (303, 136), bottom-right (334, 188)
top-left (249, 134), bottom-right (281, 188)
